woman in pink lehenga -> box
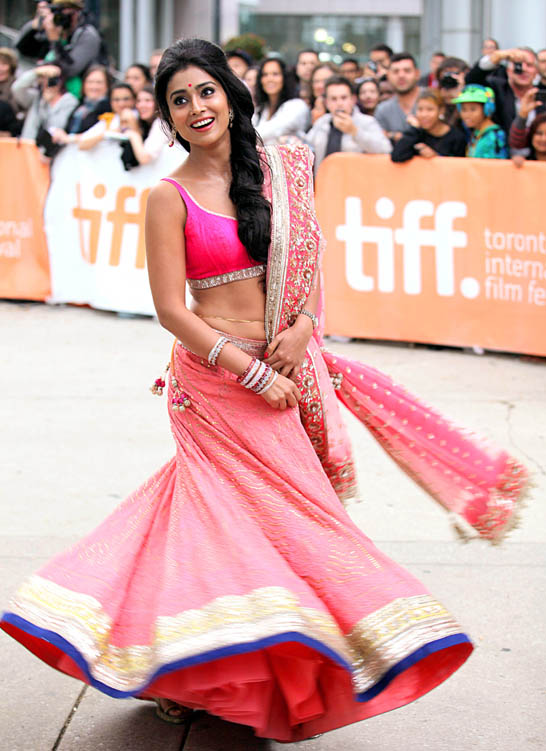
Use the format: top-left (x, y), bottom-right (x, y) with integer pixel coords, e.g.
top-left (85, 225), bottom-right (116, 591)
top-left (1, 39), bottom-right (527, 742)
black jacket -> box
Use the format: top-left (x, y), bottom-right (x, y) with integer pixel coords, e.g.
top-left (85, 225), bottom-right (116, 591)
top-left (391, 125), bottom-right (467, 162)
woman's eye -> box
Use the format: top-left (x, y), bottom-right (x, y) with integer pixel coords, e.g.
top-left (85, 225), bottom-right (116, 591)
top-left (174, 96), bottom-right (186, 106)
top-left (202, 87), bottom-right (215, 96)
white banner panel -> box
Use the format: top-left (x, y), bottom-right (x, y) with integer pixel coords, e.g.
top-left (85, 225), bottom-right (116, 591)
top-left (45, 141), bottom-right (186, 314)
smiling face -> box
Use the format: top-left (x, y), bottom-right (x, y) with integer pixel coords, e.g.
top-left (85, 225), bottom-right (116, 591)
top-left (111, 86), bottom-right (136, 114)
top-left (125, 66), bottom-right (148, 94)
top-left (416, 97), bottom-right (442, 131)
top-left (166, 65), bottom-right (230, 148)
top-left (260, 60), bottom-right (284, 99)
top-left (136, 90), bottom-right (156, 121)
top-left (459, 101), bottom-right (486, 130)
top-left (507, 51), bottom-right (537, 88)
top-left (83, 69), bottom-right (108, 100)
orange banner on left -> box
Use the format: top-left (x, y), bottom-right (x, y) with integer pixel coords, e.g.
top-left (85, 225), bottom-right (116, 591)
top-left (0, 140), bottom-right (51, 300)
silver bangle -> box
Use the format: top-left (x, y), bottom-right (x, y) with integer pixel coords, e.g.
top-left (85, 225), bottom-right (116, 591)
top-left (256, 370), bottom-right (278, 395)
top-left (299, 309), bottom-right (318, 330)
top-left (208, 336), bottom-right (228, 365)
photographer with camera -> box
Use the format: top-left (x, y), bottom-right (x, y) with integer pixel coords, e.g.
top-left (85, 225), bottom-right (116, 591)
top-left (435, 57), bottom-right (470, 132)
top-left (11, 63), bottom-right (78, 156)
top-left (466, 46), bottom-right (540, 136)
top-left (17, 0), bottom-right (103, 100)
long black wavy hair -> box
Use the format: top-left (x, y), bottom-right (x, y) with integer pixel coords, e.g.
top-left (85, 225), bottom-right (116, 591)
top-left (155, 38), bottom-right (271, 264)
top-left (254, 57), bottom-right (296, 118)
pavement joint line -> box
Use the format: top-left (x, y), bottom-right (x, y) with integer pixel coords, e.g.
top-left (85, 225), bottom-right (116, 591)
top-left (177, 711), bottom-right (196, 750)
top-left (50, 684), bottom-right (88, 751)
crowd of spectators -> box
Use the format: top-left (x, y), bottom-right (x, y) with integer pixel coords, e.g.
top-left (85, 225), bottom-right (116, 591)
top-left (1, 4), bottom-right (545, 170)
top-left (223, 36), bottom-right (546, 167)
top-left (0, 1), bottom-right (169, 169)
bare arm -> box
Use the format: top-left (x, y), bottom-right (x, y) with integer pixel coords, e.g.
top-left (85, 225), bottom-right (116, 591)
top-left (146, 181), bottom-right (301, 408)
top-left (77, 121), bottom-right (107, 150)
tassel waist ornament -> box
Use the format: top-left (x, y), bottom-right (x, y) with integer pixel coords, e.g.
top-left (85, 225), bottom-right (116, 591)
top-left (150, 341), bottom-right (192, 413)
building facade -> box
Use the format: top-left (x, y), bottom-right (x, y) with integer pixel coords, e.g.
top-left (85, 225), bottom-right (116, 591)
top-left (1, 0), bottom-right (544, 70)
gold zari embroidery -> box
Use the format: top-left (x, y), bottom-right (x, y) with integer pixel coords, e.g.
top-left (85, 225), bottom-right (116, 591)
top-left (11, 576), bottom-right (465, 694)
top-left (187, 265), bottom-right (266, 289)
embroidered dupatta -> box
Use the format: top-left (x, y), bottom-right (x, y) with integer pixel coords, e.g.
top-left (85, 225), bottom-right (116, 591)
top-left (262, 143), bottom-right (528, 543)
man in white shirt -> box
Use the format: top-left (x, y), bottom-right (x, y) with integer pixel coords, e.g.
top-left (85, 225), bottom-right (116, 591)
top-left (306, 75), bottom-right (391, 172)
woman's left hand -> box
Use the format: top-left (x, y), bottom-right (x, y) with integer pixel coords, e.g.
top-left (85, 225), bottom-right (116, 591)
top-left (265, 318), bottom-right (314, 380)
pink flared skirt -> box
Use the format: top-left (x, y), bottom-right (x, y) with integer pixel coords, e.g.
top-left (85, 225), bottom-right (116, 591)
top-left (1, 339), bottom-right (472, 742)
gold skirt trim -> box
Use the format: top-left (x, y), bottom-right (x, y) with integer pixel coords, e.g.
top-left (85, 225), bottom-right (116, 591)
top-left (10, 576), bottom-right (465, 694)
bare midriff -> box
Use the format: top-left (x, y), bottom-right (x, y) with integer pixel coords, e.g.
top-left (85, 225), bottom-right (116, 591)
top-left (189, 273), bottom-right (267, 340)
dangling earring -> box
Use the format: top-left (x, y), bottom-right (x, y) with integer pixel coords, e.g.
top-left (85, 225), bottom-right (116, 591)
top-left (168, 124), bottom-right (177, 147)
top-left (228, 109), bottom-right (234, 128)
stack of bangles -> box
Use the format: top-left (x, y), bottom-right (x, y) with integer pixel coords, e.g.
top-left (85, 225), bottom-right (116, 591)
top-left (237, 357), bottom-right (278, 395)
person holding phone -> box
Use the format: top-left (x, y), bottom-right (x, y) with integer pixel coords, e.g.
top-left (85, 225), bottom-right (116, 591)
top-left (306, 75), bottom-right (391, 171)
top-left (465, 46), bottom-right (539, 136)
top-left (510, 87), bottom-right (546, 164)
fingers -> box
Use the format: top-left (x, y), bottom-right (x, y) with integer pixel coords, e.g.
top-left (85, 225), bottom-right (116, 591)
top-left (286, 390), bottom-right (298, 408)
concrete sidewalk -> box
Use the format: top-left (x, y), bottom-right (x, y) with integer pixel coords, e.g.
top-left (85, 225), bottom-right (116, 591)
top-left (1, 301), bottom-right (545, 751)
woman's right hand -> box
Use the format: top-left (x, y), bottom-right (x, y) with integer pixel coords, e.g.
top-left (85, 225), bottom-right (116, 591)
top-left (260, 373), bottom-right (301, 410)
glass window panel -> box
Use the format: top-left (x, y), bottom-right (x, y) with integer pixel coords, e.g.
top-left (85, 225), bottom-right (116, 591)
top-left (239, 11), bottom-right (420, 65)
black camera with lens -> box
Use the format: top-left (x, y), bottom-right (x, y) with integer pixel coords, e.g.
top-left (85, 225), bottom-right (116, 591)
top-left (52, 8), bottom-right (74, 30)
top-left (513, 61), bottom-right (523, 74)
top-left (439, 73), bottom-right (459, 89)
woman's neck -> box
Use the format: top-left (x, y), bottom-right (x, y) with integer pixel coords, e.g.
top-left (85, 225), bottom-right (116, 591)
top-left (185, 134), bottom-right (232, 182)
top-left (535, 151), bottom-right (546, 161)
top-left (268, 94), bottom-right (280, 115)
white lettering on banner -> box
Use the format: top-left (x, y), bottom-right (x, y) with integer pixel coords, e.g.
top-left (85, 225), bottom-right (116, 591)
top-left (336, 197), bottom-right (469, 297)
top-left (0, 219), bottom-right (33, 240)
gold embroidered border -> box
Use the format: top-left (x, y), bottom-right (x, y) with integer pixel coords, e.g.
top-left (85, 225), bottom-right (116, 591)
top-left (187, 265), bottom-right (266, 289)
top-left (10, 576), bottom-right (466, 695)
top-left (264, 145), bottom-right (290, 343)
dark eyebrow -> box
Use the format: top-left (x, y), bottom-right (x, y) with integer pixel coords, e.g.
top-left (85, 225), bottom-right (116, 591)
top-left (169, 81), bottom-right (215, 100)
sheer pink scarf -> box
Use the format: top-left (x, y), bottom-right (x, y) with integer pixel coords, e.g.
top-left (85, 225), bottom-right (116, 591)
top-left (263, 144), bottom-right (528, 542)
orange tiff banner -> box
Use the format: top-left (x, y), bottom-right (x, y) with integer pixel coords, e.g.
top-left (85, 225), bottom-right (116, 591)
top-left (0, 140), bottom-right (51, 300)
top-left (316, 154), bottom-right (546, 356)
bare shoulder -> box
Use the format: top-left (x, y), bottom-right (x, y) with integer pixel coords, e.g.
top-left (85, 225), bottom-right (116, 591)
top-left (147, 178), bottom-right (186, 222)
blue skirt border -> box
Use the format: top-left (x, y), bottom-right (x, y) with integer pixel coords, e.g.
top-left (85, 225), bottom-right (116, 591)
top-left (1, 612), bottom-right (471, 703)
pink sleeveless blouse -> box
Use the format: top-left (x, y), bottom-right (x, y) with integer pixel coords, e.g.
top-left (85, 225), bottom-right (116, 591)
top-left (161, 178), bottom-right (266, 289)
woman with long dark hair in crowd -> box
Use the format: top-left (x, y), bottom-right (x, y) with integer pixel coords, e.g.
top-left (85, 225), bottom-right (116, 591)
top-left (77, 81), bottom-right (136, 150)
top-left (252, 56), bottom-right (309, 143)
top-left (356, 77), bottom-right (380, 116)
top-left (1, 38), bottom-right (527, 744)
top-left (124, 62), bottom-right (152, 94)
top-left (118, 84), bottom-right (168, 168)
top-left (309, 61), bottom-right (337, 123)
